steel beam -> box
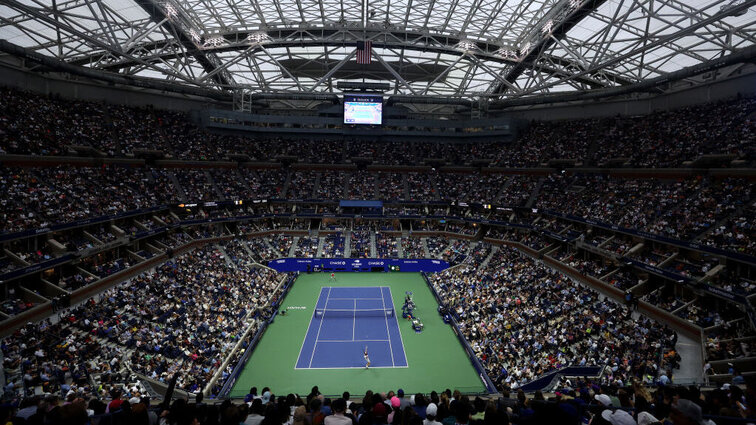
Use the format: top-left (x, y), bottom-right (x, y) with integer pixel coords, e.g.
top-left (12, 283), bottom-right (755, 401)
top-left (132, 0), bottom-right (236, 88)
top-left (489, 0), bottom-right (610, 95)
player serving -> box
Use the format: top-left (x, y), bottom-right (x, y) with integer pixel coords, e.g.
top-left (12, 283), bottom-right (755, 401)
top-left (364, 346), bottom-right (371, 369)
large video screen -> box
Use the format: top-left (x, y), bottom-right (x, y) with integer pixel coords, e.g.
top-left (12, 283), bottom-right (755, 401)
top-left (343, 94), bottom-right (383, 125)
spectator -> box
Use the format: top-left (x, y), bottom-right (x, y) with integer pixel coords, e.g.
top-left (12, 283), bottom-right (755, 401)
top-left (326, 399), bottom-right (352, 425)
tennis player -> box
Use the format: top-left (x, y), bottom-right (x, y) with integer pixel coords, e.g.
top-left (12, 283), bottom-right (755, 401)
top-left (364, 346), bottom-right (371, 369)
top-left (330, 272), bottom-right (336, 282)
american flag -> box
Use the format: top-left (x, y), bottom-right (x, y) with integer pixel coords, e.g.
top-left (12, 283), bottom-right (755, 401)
top-left (356, 40), bottom-right (372, 65)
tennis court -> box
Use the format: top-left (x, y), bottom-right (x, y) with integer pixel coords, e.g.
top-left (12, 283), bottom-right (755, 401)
top-left (295, 286), bottom-right (407, 369)
top-left (229, 272), bottom-right (486, 397)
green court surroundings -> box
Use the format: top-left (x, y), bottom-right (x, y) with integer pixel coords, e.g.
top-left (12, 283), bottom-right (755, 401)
top-left (229, 272), bottom-right (487, 397)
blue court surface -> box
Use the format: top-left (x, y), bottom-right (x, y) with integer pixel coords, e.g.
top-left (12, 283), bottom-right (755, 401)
top-left (295, 286), bottom-right (408, 369)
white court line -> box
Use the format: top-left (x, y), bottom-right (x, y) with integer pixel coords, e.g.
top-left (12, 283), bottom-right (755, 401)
top-left (296, 285), bottom-right (406, 370)
top-left (386, 286), bottom-right (408, 367)
top-left (307, 286), bottom-right (331, 368)
top-left (312, 309), bottom-right (392, 312)
top-left (380, 286), bottom-right (396, 367)
top-left (294, 287), bottom-right (325, 369)
top-left (295, 365), bottom-right (409, 370)
top-left (329, 297), bottom-right (383, 300)
top-left (352, 299), bottom-right (356, 341)
top-left (326, 287), bottom-right (384, 296)
top-left (316, 339), bottom-right (390, 343)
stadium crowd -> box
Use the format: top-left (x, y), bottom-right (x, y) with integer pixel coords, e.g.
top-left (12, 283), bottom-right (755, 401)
top-left (1, 86), bottom-right (756, 425)
top-left (350, 231), bottom-right (371, 258)
top-left (534, 175), bottom-right (754, 255)
top-left (429, 247), bottom-right (678, 390)
top-left (2, 242), bottom-right (287, 400)
top-left (502, 96), bottom-right (755, 168)
top-left (0, 165), bottom-right (179, 234)
top-left (375, 232), bottom-right (399, 258)
top-left (401, 237), bottom-right (427, 259)
top-left (3, 376), bottom-right (755, 424)
top-left (0, 219), bottom-right (753, 425)
top-left (317, 171), bottom-right (346, 200)
top-left (0, 160), bottom-right (752, 258)
top-left (2, 87), bottom-right (754, 166)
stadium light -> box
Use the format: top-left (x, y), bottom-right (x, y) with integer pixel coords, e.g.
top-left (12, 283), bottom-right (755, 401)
top-left (247, 32), bottom-right (271, 44)
top-left (541, 19), bottom-right (554, 35)
top-left (521, 41), bottom-right (532, 56)
top-left (204, 36), bottom-right (226, 48)
top-left (496, 48), bottom-right (518, 60)
top-left (189, 29), bottom-right (201, 44)
top-left (163, 3), bottom-right (177, 19)
top-left (456, 40), bottom-right (478, 52)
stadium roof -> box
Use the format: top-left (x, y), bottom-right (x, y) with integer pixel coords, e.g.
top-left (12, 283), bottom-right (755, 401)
top-left (1, 0), bottom-right (756, 105)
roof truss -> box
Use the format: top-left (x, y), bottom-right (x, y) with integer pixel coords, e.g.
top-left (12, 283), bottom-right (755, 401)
top-left (0, 0), bottom-right (754, 102)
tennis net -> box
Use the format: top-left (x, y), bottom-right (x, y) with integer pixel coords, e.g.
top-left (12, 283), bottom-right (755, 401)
top-left (314, 308), bottom-right (394, 318)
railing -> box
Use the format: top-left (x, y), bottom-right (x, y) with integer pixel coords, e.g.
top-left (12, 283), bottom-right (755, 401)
top-left (541, 209), bottom-right (756, 267)
top-left (215, 273), bottom-right (298, 398)
top-left (421, 272), bottom-right (498, 394)
top-left (2, 208), bottom-right (749, 401)
top-left (0, 205), bottom-right (168, 243)
top-left (203, 273), bottom-right (291, 396)
top-left (518, 366), bottom-right (604, 392)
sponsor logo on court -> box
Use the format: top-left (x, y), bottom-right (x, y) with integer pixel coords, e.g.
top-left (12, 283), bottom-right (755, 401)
top-left (288, 306), bottom-right (307, 310)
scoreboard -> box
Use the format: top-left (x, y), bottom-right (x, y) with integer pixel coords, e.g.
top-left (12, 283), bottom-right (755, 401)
top-left (343, 94), bottom-right (383, 125)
